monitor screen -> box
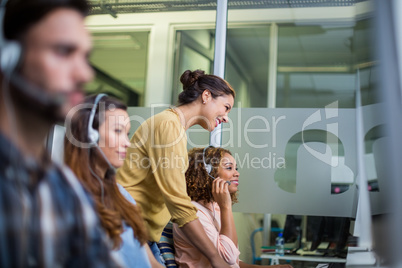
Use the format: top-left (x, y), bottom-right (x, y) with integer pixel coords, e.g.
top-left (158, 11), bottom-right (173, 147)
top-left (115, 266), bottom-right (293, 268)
top-left (306, 216), bottom-right (351, 254)
top-left (282, 215), bottom-right (351, 255)
top-left (282, 215), bottom-right (303, 248)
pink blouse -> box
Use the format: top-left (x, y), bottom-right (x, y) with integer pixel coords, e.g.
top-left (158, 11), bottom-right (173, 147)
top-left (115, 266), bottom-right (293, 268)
top-left (173, 201), bottom-right (240, 268)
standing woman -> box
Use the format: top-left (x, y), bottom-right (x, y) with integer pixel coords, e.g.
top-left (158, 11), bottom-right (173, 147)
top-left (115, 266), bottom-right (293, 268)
top-left (173, 147), bottom-right (292, 268)
top-left (117, 69), bottom-right (235, 267)
top-left (64, 94), bottom-right (163, 268)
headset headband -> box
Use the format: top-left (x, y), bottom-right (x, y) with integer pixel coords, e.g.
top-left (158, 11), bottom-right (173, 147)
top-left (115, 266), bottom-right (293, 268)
top-left (87, 93), bottom-right (107, 144)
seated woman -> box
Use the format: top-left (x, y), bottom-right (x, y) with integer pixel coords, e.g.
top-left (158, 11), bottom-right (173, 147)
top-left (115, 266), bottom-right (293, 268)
top-left (64, 94), bottom-right (163, 268)
top-left (173, 146), bottom-right (292, 268)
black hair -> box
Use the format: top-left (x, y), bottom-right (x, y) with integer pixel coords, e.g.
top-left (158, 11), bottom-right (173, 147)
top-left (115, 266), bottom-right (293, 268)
top-left (4, 0), bottom-right (90, 41)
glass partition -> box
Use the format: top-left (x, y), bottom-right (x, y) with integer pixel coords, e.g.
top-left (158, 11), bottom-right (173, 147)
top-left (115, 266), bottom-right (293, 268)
top-left (86, 0), bottom-right (379, 263)
top-left (172, 26), bottom-right (271, 108)
top-left (225, 27), bottom-right (271, 108)
top-left (275, 19), bottom-right (377, 109)
top-left (86, 31), bottom-right (149, 106)
top-left (172, 30), bottom-right (214, 105)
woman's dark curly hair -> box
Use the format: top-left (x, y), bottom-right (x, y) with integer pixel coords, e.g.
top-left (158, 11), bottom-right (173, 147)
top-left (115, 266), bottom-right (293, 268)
top-left (186, 147), bottom-right (238, 204)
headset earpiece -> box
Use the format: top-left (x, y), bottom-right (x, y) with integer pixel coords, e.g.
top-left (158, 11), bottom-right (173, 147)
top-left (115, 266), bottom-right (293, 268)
top-left (205, 163), bottom-right (212, 174)
top-left (203, 146), bottom-right (213, 174)
top-left (0, 40), bottom-right (21, 75)
top-left (203, 146), bottom-right (231, 185)
top-left (88, 94), bottom-right (107, 145)
top-left (88, 126), bottom-right (99, 145)
top-left (0, 1), bottom-right (21, 75)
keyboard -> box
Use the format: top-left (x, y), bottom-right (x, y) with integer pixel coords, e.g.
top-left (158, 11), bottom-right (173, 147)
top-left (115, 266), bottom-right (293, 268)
top-left (296, 249), bottom-right (325, 256)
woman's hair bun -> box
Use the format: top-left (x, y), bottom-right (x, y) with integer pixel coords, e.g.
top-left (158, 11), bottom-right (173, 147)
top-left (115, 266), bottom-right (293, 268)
top-left (180, 69), bottom-right (205, 89)
top-left (177, 69), bottom-right (235, 106)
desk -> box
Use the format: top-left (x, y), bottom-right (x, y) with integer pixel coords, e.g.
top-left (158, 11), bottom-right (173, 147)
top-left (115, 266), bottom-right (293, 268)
top-left (260, 253), bottom-right (346, 265)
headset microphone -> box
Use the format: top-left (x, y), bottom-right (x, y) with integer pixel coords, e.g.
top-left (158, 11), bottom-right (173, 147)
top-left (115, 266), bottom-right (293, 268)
top-left (202, 146), bottom-right (231, 186)
top-left (8, 72), bottom-right (66, 107)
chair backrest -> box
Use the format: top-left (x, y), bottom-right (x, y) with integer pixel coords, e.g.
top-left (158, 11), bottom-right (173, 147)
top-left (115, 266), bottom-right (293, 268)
top-left (250, 227), bottom-right (263, 264)
top-left (250, 227), bottom-right (284, 264)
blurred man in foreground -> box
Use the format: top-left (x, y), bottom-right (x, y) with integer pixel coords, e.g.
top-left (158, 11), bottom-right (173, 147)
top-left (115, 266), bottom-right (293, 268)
top-left (0, 0), bottom-right (117, 266)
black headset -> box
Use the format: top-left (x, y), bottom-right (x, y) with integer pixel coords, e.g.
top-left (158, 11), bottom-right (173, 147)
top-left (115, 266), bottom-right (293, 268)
top-left (0, 0), bottom-right (66, 110)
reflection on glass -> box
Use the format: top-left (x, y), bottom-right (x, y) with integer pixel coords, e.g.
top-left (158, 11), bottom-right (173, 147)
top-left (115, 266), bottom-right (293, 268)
top-left (355, 19), bottom-right (378, 106)
top-left (364, 125), bottom-right (384, 193)
top-left (172, 18), bottom-right (374, 110)
top-left (277, 24), bottom-right (355, 108)
top-left (172, 30), bottom-right (214, 103)
top-left (86, 31), bottom-right (149, 106)
top-left (173, 27), bottom-right (271, 108)
top-left (274, 130), bottom-right (351, 195)
top-left (276, 19), bottom-right (375, 108)
top-left (225, 27), bottom-right (270, 107)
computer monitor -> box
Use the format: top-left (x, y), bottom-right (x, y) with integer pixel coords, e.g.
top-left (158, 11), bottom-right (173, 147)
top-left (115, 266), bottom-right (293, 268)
top-left (282, 215), bottom-right (303, 249)
top-left (306, 216), bottom-right (351, 254)
top-left (282, 215), bottom-right (350, 255)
